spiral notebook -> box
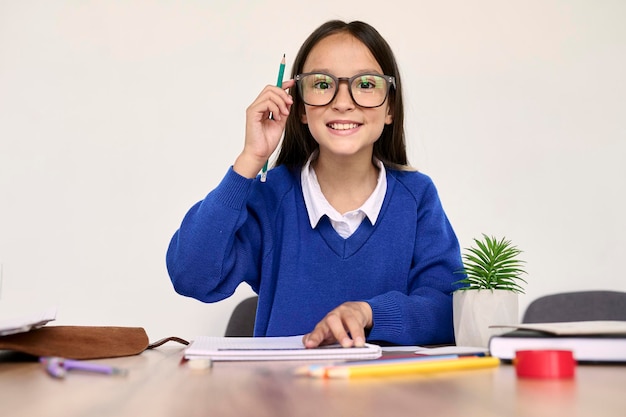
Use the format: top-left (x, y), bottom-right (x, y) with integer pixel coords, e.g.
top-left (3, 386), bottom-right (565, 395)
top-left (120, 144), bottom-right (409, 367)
top-left (184, 335), bottom-right (382, 361)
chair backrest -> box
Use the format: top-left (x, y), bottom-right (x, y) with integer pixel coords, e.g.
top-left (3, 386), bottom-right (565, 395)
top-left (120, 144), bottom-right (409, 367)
top-left (224, 296), bottom-right (258, 337)
top-left (522, 290), bottom-right (626, 323)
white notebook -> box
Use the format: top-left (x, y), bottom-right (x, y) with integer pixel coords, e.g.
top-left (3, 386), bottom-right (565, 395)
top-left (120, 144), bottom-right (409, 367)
top-left (184, 335), bottom-right (382, 361)
top-left (0, 307), bottom-right (57, 336)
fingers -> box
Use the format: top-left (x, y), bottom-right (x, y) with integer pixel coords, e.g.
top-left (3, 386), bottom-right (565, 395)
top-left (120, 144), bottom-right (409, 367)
top-left (238, 81), bottom-right (294, 177)
top-left (247, 81), bottom-right (294, 122)
top-left (302, 302), bottom-right (373, 349)
top-left (304, 313), bottom-right (352, 348)
top-left (302, 323), bottom-right (334, 348)
top-left (280, 79), bottom-right (296, 89)
top-left (274, 79), bottom-right (295, 120)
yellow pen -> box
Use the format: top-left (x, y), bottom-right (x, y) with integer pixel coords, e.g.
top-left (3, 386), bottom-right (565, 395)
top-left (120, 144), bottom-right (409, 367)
top-left (260, 54), bottom-right (286, 183)
top-left (325, 356), bottom-right (500, 379)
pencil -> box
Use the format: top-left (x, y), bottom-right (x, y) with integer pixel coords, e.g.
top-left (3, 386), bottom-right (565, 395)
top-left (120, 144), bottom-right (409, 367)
top-left (297, 354), bottom-right (461, 378)
top-left (260, 54), bottom-right (286, 183)
top-left (325, 356), bottom-right (500, 379)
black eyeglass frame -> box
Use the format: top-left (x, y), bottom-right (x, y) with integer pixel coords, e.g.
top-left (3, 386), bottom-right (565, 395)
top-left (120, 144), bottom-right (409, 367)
top-left (295, 72), bottom-right (396, 108)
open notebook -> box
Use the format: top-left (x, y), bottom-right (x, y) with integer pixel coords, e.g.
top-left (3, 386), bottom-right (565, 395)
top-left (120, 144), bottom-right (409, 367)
top-left (184, 335), bottom-right (382, 361)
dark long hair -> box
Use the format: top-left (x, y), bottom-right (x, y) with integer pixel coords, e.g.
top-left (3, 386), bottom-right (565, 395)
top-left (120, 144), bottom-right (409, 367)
top-left (274, 20), bottom-right (409, 169)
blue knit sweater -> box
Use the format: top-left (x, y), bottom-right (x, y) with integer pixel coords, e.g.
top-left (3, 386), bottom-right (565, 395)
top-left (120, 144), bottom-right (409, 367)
top-left (166, 165), bottom-right (463, 345)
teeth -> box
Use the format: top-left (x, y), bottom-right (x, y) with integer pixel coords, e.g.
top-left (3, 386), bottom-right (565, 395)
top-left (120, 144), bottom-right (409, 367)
top-left (328, 123), bottom-right (359, 130)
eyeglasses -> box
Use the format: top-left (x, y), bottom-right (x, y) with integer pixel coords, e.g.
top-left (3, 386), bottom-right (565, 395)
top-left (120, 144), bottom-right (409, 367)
top-left (295, 72), bottom-right (395, 108)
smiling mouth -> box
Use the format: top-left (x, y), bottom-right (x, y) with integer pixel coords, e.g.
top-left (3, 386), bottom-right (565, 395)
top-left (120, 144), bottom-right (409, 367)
top-left (327, 122), bottom-right (361, 130)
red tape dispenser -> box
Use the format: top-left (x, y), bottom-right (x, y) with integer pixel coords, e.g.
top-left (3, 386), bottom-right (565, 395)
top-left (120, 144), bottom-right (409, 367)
top-left (514, 350), bottom-right (576, 379)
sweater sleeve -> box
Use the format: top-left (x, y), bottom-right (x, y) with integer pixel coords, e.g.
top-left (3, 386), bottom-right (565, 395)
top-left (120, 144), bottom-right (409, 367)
top-left (366, 178), bottom-right (463, 345)
top-left (166, 167), bottom-right (263, 302)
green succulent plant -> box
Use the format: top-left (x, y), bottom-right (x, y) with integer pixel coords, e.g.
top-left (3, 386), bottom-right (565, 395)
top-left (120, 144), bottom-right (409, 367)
top-left (455, 234), bottom-right (527, 293)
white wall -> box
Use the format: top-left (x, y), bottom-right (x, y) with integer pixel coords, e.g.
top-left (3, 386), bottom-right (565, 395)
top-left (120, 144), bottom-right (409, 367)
top-left (1, 0), bottom-right (625, 341)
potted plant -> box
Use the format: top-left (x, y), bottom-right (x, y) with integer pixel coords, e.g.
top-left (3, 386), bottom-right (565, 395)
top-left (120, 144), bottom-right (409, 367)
top-left (452, 234), bottom-right (527, 347)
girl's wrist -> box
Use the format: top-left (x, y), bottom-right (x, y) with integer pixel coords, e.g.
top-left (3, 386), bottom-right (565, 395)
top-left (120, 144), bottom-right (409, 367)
top-left (233, 152), bottom-right (266, 179)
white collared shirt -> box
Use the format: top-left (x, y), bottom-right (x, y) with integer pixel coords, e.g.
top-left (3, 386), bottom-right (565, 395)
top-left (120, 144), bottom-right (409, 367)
top-left (301, 153), bottom-right (387, 239)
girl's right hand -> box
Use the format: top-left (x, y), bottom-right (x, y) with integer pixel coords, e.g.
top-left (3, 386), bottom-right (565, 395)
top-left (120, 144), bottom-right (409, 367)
top-left (234, 80), bottom-right (295, 178)
top-left (301, 301), bottom-right (373, 349)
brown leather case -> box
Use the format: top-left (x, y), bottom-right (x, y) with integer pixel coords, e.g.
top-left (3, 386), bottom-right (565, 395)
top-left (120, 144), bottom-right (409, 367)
top-left (0, 326), bottom-right (149, 359)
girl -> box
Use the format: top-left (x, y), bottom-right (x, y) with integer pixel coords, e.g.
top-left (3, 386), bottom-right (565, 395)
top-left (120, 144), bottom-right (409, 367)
top-left (166, 20), bottom-right (463, 347)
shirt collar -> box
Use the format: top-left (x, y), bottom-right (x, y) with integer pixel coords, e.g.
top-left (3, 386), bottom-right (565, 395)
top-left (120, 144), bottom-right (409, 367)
top-left (301, 152), bottom-right (387, 229)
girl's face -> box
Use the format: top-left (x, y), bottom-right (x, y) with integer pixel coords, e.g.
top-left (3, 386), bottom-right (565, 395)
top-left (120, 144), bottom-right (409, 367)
top-left (300, 33), bottom-right (393, 162)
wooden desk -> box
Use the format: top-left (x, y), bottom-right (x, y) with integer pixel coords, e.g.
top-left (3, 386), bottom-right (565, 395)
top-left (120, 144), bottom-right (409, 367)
top-left (1, 346), bottom-right (625, 417)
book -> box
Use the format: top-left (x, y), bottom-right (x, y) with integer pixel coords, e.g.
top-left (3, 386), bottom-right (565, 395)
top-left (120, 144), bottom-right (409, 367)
top-left (184, 335), bottom-right (382, 361)
top-left (490, 320), bottom-right (626, 335)
top-left (488, 320), bottom-right (626, 363)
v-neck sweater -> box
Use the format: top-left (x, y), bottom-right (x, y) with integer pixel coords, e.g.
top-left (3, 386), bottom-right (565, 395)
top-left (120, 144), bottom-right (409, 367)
top-left (167, 165), bottom-right (463, 345)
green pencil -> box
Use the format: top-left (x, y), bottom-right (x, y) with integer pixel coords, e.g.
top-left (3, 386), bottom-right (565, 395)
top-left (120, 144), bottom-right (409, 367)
top-left (261, 54), bottom-right (286, 183)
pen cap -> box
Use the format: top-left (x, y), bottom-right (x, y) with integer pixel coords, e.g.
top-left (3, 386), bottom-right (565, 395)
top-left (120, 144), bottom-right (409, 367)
top-left (514, 350), bottom-right (575, 379)
top-left (41, 357), bottom-right (68, 379)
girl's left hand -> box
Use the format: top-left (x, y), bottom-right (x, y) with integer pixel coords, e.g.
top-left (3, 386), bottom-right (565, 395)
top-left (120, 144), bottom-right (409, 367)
top-left (302, 301), bottom-right (373, 348)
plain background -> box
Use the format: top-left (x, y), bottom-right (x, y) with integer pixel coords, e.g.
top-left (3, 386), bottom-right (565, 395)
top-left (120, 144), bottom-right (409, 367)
top-left (1, 0), bottom-right (625, 341)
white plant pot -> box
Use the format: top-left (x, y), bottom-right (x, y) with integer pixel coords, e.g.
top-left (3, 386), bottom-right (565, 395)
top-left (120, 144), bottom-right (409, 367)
top-left (453, 289), bottom-right (519, 348)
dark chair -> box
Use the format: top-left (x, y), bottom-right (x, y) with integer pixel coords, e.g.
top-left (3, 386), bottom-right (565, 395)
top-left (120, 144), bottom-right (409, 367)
top-left (224, 296), bottom-right (258, 337)
top-left (522, 290), bottom-right (626, 323)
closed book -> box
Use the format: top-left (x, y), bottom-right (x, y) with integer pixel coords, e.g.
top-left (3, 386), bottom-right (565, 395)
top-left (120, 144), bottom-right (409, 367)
top-left (488, 321), bottom-right (626, 363)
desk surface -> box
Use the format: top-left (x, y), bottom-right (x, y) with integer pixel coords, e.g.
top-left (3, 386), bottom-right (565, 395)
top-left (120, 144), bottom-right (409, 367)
top-left (1, 346), bottom-right (625, 417)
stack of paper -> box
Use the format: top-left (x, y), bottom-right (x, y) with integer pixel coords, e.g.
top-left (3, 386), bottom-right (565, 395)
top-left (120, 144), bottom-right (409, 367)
top-left (184, 335), bottom-right (382, 361)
